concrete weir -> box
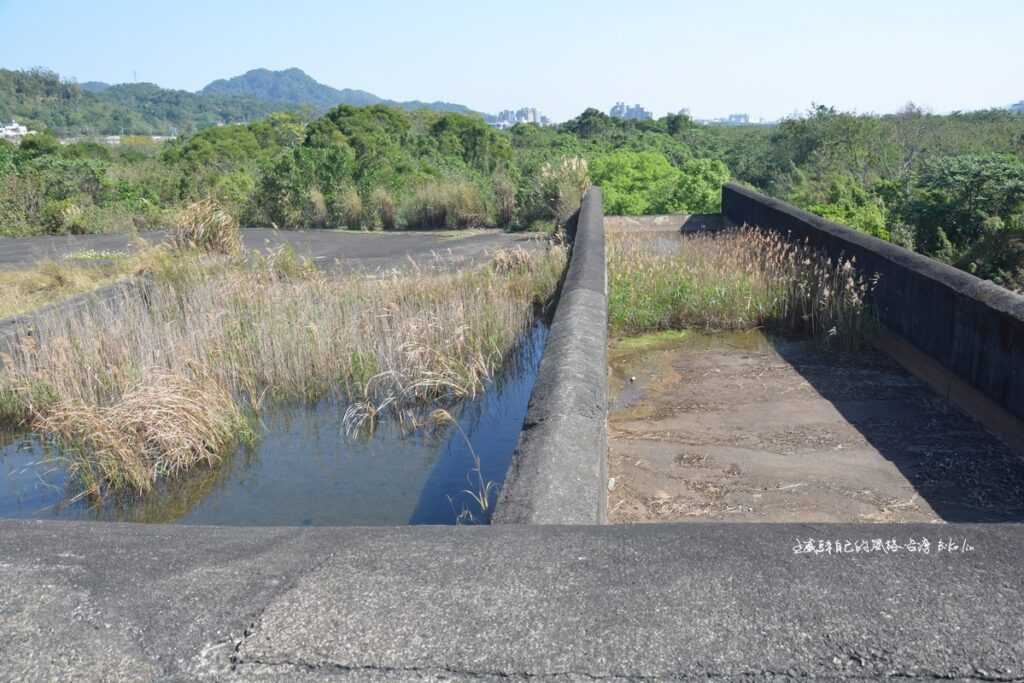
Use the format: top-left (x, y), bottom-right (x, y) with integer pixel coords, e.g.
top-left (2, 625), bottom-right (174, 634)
top-left (2, 190), bottom-right (1024, 679)
top-left (494, 187), bottom-right (609, 524)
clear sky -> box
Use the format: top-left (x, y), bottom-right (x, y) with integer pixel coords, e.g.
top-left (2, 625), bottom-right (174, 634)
top-left (1, 0), bottom-right (1020, 122)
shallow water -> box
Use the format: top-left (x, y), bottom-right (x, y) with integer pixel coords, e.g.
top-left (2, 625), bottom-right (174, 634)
top-left (0, 324), bottom-right (547, 526)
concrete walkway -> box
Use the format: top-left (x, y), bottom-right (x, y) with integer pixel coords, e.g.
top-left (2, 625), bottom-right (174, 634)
top-left (2, 519), bottom-right (1022, 680)
top-left (0, 228), bottom-right (544, 273)
top-left (608, 331), bottom-right (1024, 524)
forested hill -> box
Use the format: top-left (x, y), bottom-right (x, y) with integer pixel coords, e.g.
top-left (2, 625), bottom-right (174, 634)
top-left (0, 67), bottom-right (490, 136)
top-left (200, 68), bottom-right (489, 119)
top-left (0, 68), bottom-right (293, 136)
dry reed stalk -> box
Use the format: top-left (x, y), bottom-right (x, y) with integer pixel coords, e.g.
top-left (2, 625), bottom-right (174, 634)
top-left (171, 199), bottom-right (242, 255)
top-left (36, 370), bottom-right (247, 497)
top-left (607, 226), bottom-right (877, 348)
top-left (0, 244), bottom-right (566, 494)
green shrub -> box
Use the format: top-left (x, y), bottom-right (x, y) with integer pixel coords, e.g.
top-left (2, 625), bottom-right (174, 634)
top-left (41, 198), bottom-right (89, 235)
top-left (303, 188), bottom-right (329, 228)
top-left (494, 175), bottom-right (516, 228)
top-left (403, 180), bottom-right (487, 229)
top-left (369, 187), bottom-right (397, 230)
top-left (330, 186), bottom-right (364, 229)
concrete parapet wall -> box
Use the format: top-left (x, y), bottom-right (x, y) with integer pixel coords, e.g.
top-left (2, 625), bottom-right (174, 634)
top-left (722, 182), bottom-right (1024, 426)
top-left (494, 188), bottom-right (609, 524)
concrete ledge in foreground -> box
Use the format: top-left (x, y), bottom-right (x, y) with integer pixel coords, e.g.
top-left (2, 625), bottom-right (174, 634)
top-left (2, 520), bottom-right (1022, 680)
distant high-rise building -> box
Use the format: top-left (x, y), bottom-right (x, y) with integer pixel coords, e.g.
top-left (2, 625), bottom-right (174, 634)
top-left (490, 107), bottom-right (550, 129)
top-left (610, 102), bottom-right (653, 121)
top-left (726, 113), bottom-right (750, 125)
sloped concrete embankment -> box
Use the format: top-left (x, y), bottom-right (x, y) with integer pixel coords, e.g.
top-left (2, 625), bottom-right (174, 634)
top-left (494, 188), bottom-right (609, 524)
top-left (0, 277), bottom-right (151, 362)
top-left (723, 183), bottom-right (1024, 434)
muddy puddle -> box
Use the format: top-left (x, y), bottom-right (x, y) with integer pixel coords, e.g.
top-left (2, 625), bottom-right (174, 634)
top-left (0, 324), bottom-right (548, 526)
top-left (608, 329), bottom-right (1024, 524)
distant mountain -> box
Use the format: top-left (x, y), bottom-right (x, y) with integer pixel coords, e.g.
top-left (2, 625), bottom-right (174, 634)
top-left (0, 67), bottom-right (494, 137)
top-left (0, 68), bottom-right (289, 136)
top-left (200, 68), bottom-right (491, 119)
top-left (1012, 101), bottom-right (1024, 114)
top-left (80, 81), bottom-right (111, 93)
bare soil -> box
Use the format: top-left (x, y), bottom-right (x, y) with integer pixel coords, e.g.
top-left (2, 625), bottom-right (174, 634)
top-left (607, 330), bottom-right (1024, 523)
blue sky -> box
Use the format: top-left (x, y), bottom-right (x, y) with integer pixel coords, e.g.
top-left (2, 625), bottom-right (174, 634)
top-left (1, 0), bottom-right (1020, 121)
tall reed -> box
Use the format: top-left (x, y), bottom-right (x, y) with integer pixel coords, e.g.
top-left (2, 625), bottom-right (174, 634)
top-left (0, 244), bottom-right (566, 495)
top-left (607, 227), bottom-right (878, 349)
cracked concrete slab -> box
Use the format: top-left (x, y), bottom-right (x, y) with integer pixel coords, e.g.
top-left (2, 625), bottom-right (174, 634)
top-left (4, 520), bottom-right (1018, 680)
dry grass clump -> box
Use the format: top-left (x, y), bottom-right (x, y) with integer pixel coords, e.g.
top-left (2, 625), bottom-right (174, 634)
top-left (0, 244), bottom-right (178, 320)
top-left (331, 186), bottom-right (365, 229)
top-left (0, 260), bottom-right (128, 320)
top-left (171, 199), bottom-right (242, 255)
top-left (1, 244), bottom-right (566, 495)
top-left (608, 227), bottom-right (877, 349)
top-left (491, 246), bottom-right (534, 274)
top-left (36, 370), bottom-right (249, 498)
top-left (370, 188), bottom-right (398, 230)
top-left (403, 180), bottom-right (488, 229)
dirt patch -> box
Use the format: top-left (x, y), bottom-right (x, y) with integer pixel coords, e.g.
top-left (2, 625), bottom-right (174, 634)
top-left (608, 330), bottom-right (1024, 523)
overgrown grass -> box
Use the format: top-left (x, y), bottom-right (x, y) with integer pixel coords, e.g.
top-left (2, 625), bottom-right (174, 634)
top-left (170, 199), bottom-right (242, 255)
top-left (0, 243), bottom-right (566, 497)
top-left (608, 227), bottom-right (878, 349)
top-left (402, 180), bottom-right (488, 230)
top-left (0, 260), bottom-right (135, 320)
top-left (0, 242), bottom-right (191, 320)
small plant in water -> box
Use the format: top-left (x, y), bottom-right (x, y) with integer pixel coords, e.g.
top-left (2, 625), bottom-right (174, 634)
top-left (430, 408), bottom-right (497, 525)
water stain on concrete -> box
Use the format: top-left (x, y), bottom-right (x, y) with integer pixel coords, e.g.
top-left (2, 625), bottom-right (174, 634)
top-left (608, 329), bottom-right (1024, 524)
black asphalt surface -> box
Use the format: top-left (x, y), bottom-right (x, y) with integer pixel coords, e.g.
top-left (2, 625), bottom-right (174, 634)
top-left (0, 228), bottom-right (545, 273)
top-left (2, 520), bottom-right (1021, 680)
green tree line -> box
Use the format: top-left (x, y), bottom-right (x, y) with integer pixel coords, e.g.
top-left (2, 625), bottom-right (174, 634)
top-left (2, 92), bottom-right (1023, 290)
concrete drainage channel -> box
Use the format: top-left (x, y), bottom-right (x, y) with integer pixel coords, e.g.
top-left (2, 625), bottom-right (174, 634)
top-left (2, 188), bottom-right (1024, 679)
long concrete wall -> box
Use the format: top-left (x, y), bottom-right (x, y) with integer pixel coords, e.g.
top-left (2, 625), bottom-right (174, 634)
top-left (494, 188), bottom-right (609, 524)
top-left (722, 182), bottom-right (1024, 425)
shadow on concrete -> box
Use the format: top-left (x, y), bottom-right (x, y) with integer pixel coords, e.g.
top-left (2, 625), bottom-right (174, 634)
top-left (767, 336), bottom-right (1024, 523)
top-left (681, 213), bottom-right (727, 233)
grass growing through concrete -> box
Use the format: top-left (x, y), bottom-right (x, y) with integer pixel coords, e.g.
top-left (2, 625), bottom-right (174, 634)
top-left (0, 256), bottom-right (137, 320)
top-left (0, 235), bottom-right (565, 498)
top-left (607, 227), bottom-right (877, 348)
top-left (0, 198), bottom-right (247, 321)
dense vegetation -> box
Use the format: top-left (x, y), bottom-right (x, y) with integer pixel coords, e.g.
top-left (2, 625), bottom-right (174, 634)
top-left (741, 105), bottom-right (1024, 291)
top-left (3, 71), bottom-right (1023, 290)
top-left (0, 68), bottom-right (296, 136)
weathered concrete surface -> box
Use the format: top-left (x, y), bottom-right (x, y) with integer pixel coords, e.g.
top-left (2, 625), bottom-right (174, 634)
top-left (605, 213), bottom-right (726, 234)
top-left (2, 519), bottom-right (1022, 680)
top-left (494, 188), bottom-right (608, 524)
top-left (723, 183), bottom-right (1024, 424)
top-left (0, 228), bottom-right (542, 273)
top-left (608, 331), bottom-right (1024, 523)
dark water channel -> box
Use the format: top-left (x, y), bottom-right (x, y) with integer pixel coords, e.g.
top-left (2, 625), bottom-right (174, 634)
top-left (0, 324), bottom-right (548, 526)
